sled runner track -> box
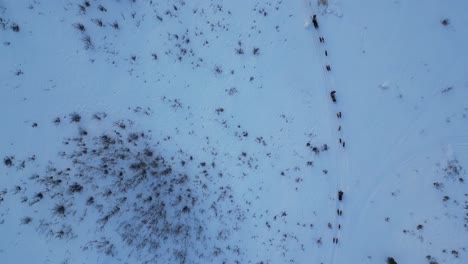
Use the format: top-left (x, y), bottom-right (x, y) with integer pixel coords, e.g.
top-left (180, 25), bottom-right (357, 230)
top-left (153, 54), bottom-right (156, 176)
top-left (304, 7), bottom-right (352, 263)
top-left (360, 106), bottom-right (426, 211)
top-left (306, 12), bottom-right (339, 254)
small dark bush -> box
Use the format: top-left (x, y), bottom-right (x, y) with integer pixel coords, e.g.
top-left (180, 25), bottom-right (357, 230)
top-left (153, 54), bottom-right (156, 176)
top-left (73, 23), bottom-right (86, 32)
top-left (235, 48), bottom-right (244, 55)
top-left (82, 35), bottom-right (93, 49)
top-left (160, 167), bottom-right (172, 175)
top-left (387, 257), bottom-right (397, 264)
top-left (111, 21), bottom-right (119, 29)
top-left (79, 5), bottom-right (86, 14)
top-left (214, 65), bottom-right (223, 74)
top-left (21, 217), bottom-right (32, 224)
top-left (53, 117), bottom-right (61, 125)
top-left (433, 182), bottom-right (444, 190)
top-left (426, 255), bottom-right (439, 264)
top-left (130, 161), bottom-right (147, 171)
top-left (70, 112), bottom-right (81, 123)
top-left (101, 134), bottom-right (116, 146)
top-left (92, 18), bottom-right (104, 27)
top-left (86, 196), bottom-right (94, 205)
top-left (79, 129), bottom-right (88, 136)
top-left (10, 23), bottom-right (20, 32)
top-left (143, 148), bottom-right (153, 157)
top-left (127, 132), bottom-right (139, 142)
top-left (253, 47), bottom-right (260, 56)
top-left (226, 87), bottom-right (238, 95)
top-left (54, 204), bottom-right (66, 216)
top-left (3, 156), bottom-right (13, 167)
top-left (441, 19), bottom-right (449, 26)
top-left (98, 5), bottom-right (107, 12)
top-left (92, 112), bottom-right (107, 120)
top-left (69, 183), bottom-right (83, 193)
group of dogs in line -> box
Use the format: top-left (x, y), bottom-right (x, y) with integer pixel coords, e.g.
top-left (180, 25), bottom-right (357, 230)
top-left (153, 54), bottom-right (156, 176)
top-left (312, 15), bottom-right (345, 148)
top-left (313, 14), bottom-right (346, 245)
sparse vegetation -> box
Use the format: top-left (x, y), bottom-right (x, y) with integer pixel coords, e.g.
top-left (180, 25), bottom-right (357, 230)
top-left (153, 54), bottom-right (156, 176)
top-left (21, 217), bottom-right (32, 224)
top-left (69, 183), bottom-right (83, 193)
top-left (91, 18), bottom-right (104, 27)
top-left (82, 35), bottom-right (93, 50)
top-left (10, 23), bottom-right (20, 32)
top-left (214, 65), bottom-right (223, 74)
top-left (111, 21), bottom-right (119, 29)
top-left (53, 204), bottom-right (66, 216)
top-left (53, 117), bottom-right (61, 125)
top-left (0, 112), bottom-right (246, 262)
top-left (318, 0), bottom-right (329, 7)
top-left (2, 1), bottom-right (465, 262)
top-left (253, 47), bottom-right (260, 56)
top-left (69, 112), bottom-right (81, 123)
top-left (235, 47), bottom-right (244, 55)
top-left (73, 23), bottom-right (86, 32)
top-left (98, 5), bottom-right (107, 12)
top-left (226, 87), bottom-right (238, 95)
top-left (3, 156), bottom-right (14, 167)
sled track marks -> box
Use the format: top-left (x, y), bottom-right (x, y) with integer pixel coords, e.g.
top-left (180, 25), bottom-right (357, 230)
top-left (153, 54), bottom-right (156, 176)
top-left (304, 5), bottom-right (351, 263)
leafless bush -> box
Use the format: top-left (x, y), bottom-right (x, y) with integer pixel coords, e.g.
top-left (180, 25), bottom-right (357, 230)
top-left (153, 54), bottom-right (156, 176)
top-left (318, 0), bottom-right (328, 7)
top-left (73, 23), bottom-right (85, 32)
top-left (10, 23), bottom-right (20, 32)
top-left (82, 35), bottom-right (93, 50)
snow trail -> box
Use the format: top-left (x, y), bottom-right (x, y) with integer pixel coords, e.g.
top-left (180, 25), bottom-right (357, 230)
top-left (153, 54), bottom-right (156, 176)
top-left (302, 3), bottom-right (354, 262)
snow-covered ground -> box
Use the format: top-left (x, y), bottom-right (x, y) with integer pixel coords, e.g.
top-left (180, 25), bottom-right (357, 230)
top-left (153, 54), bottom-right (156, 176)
top-left (1, 0), bottom-right (467, 263)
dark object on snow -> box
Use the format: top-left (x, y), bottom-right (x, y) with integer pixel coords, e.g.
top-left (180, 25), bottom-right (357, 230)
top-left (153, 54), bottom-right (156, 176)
top-left (337, 209), bottom-right (342, 215)
top-left (326, 65), bottom-right (331, 71)
top-left (325, 50), bottom-right (328, 56)
top-left (10, 23), bottom-right (20, 32)
top-left (338, 190), bottom-right (343, 201)
top-left (337, 112), bottom-right (342, 118)
top-left (342, 141), bottom-right (346, 148)
top-left (312, 15), bottom-right (319, 29)
top-left (441, 19), bottom-right (449, 26)
top-left (330, 90), bottom-right (336, 102)
top-left (3, 156), bottom-right (13, 167)
top-left (386, 257), bottom-right (398, 264)
top-left (312, 147), bottom-right (319, 154)
top-left (319, 37), bottom-right (325, 43)
top-left (338, 125), bottom-right (341, 131)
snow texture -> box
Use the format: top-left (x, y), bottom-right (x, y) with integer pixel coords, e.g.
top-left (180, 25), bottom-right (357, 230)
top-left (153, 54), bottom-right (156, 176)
top-left (1, 0), bottom-right (467, 263)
